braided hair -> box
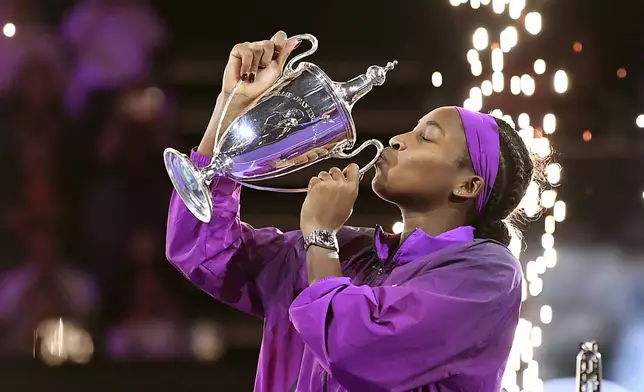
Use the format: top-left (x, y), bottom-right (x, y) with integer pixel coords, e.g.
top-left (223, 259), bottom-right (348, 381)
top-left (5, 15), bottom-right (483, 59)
top-left (468, 117), bottom-right (536, 246)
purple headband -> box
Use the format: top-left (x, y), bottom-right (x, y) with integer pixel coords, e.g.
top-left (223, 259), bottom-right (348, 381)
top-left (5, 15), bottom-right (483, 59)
top-left (454, 106), bottom-right (500, 215)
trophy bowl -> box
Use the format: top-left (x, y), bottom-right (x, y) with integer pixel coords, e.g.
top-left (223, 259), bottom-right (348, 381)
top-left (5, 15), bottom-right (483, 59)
top-left (164, 33), bottom-right (397, 223)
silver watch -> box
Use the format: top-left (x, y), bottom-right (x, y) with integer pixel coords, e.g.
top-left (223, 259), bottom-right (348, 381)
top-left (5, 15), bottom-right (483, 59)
top-left (304, 229), bottom-right (339, 253)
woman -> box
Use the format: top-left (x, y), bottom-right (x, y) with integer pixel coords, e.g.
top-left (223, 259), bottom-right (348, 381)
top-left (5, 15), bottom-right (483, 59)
top-left (166, 31), bottom-right (535, 392)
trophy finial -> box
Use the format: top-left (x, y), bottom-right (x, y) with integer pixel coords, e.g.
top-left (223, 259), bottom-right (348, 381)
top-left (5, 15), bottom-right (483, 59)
top-left (366, 60), bottom-right (398, 86)
top-left (335, 60), bottom-right (398, 109)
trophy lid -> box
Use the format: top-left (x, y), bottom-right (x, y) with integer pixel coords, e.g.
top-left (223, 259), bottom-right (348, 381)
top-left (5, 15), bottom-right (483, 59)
top-left (335, 61), bottom-right (397, 109)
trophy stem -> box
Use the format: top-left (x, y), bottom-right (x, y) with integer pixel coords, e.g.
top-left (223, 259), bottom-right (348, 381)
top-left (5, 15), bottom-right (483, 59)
top-left (201, 154), bottom-right (234, 185)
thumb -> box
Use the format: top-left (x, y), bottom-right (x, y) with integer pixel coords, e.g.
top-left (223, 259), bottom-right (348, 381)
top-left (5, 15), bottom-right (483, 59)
top-left (343, 163), bottom-right (360, 183)
top-left (276, 38), bottom-right (301, 70)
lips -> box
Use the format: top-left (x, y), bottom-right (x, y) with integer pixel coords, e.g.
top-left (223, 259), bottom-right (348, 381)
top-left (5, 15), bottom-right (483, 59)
top-left (378, 148), bottom-right (394, 162)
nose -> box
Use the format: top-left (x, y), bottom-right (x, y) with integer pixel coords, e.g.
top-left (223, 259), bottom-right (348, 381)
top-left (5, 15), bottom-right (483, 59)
top-left (389, 134), bottom-right (405, 150)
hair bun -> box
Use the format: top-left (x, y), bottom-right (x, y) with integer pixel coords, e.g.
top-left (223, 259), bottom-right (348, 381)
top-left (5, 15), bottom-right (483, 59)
top-left (474, 219), bottom-right (510, 246)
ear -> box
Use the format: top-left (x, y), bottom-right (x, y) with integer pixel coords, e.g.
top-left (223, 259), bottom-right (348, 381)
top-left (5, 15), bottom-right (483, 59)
top-left (452, 175), bottom-right (484, 200)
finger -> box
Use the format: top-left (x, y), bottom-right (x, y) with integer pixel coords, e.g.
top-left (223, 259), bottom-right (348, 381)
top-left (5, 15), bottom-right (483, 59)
top-left (258, 40), bottom-right (275, 69)
top-left (231, 43), bottom-right (253, 80)
top-left (318, 171), bottom-right (332, 181)
top-left (271, 31), bottom-right (288, 48)
top-left (312, 148), bottom-right (329, 156)
top-left (305, 151), bottom-right (320, 162)
top-left (276, 38), bottom-right (301, 69)
top-left (308, 176), bottom-right (322, 190)
top-left (248, 43), bottom-right (263, 82)
top-left (343, 163), bottom-right (360, 182)
top-left (329, 167), bottom-right (345, 180)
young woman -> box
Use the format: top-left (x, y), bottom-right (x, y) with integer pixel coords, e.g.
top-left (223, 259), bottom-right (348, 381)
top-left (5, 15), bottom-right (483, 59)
top-left (166, 31), bottom-right (535, 392)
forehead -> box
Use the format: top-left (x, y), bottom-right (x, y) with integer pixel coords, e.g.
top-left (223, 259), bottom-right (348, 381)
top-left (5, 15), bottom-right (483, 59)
top-left (419, 107), bottom-right (466, 141)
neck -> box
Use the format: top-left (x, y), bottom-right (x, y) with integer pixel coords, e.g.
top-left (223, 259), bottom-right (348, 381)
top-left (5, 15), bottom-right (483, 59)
top-left (398, 206), bottom-right (469, 243)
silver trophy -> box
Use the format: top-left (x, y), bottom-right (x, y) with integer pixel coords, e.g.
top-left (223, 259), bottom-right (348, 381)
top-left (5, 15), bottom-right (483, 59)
top-left (163, 34), bottom-right (396, 222)
top-left (576, 341), bottom-right (602, 392)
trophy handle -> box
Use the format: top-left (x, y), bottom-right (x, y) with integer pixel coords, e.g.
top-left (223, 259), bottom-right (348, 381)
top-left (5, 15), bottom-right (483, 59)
top-left (233, 139), bottom-right (384, 193)
top-left (330, 139), bottom-right (385, 177)
top-left (284, 34), bottom-right (319, 77)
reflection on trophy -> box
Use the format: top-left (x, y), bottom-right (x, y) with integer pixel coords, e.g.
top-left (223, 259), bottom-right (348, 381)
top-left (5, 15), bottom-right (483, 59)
top-left (163, 33), bottom-right (396, 223)
top-left (576, 341), bottom-right (602, 392)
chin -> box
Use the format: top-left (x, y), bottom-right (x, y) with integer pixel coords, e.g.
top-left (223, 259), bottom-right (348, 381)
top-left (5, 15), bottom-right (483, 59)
top-left (371, 173), bottom-right (393, 202)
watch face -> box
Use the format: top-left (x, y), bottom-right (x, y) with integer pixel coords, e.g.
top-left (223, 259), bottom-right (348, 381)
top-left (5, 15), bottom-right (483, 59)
top-left (318, 231), bottom-right (334, 245)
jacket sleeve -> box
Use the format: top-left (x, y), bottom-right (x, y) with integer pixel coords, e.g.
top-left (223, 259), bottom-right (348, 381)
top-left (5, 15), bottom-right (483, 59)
top-left (166, 149), bottom-right (304, 318)
top-left (288, 252), bottom-right (522, 391)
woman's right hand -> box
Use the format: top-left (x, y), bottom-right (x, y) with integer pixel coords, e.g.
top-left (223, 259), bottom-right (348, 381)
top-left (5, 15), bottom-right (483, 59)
top-left (222, 31), bottom-right (301, 104)
top-left (198, 31), bottom-right (301, 156)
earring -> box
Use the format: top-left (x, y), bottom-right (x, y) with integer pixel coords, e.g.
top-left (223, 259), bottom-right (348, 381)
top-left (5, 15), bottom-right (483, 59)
top-left (454, 189), bottom-right (462, 195)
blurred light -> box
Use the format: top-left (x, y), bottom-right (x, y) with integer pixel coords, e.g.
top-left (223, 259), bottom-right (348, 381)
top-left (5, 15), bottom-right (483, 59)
top-left (510, 75), bottom-right (521, 95)
top-left (544, 215), bottom-right (555, 234)
top-left (36, 318), bottom-right (94, 366)
top-left (470, 0), bottom-right (482, 9)
top-left (518, 126), bottom-right (534, 146)
top-left (518, 113), bottom-right (530, 129)
top-left (450, 0), bottom-right (461, 6)
top-left (617, 68), bottom-right (627, 79)
top-left (533, 59), bottom-right (546, 75)
top-left (392, 221), bottom-right (404, 234)
top-left (491, 48), bottom-right (504, 71)
top-left (554, 70), bottom-right (568, 93)
top-left (636, 114), bottom-right (644, 128)
top-left (540, 306), bottom-right (553, 324)
top-left (582, 129), bottom-right (592, 142)
top-left (432, 72), bottom-right (443, 87)
top-left (526, 260), bottom-right (539, 282)
top-left (544, 248), bottom-right (557, 268)
top-left (492, 0), bottom-right (505, 14)
top-left (531, 137), bottom-right (551, 158)
top-left (530, 327), bottom-right (543, 347)
top-left (541, 233), bottom-right (554, 250)
top-left (508, 0), bottom-right (525, 19)
top-left (191, 321), bottom-right (226, 361)
top-left (573, 41), bottom-right (583, 52)
top-left (508, 230), bottom-right (521, 258)
top-left (553, 200), bottom-right (566, 222)
top-left (473, 28), bottom-right (489, 50)
top-left (541, 190), bottom-right (557, 208)
top-left (520, 74), bottom-right (535, 96)
top-left (471, 61), bottom-right (483, 76)
top-left (467, 49), bottom-right (480, 64)
top-left (490, 109), bottom-right (503, 118)
top-left (502, 115), bottom-right (515, 129)
top-left (543, 113), bottom-right (556, 134)
top-left (481, 80), bottom-right (493, 96)
top-left (500, 26), bottom-right (518, 52)
top-left (524, 12), bottom-right (542, 35)
top-left (3, 23), bottom-right (16, 38)
top-left (546, 163), bottom-right (561, 185)
top-left (529, 278), bottom-right (543, 296)
top-left (492, 71), bottom-right (504, 92)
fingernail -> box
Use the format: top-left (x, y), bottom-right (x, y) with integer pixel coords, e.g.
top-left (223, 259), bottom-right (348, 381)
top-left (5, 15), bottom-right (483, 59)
top-left (249, 73), bottom-right (256, 83)
top-left (241, 73), bottom-right (248, 81)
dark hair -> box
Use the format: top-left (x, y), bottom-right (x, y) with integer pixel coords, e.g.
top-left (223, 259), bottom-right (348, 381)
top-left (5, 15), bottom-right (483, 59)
top-left (470, 117), bottom-right (536, 246)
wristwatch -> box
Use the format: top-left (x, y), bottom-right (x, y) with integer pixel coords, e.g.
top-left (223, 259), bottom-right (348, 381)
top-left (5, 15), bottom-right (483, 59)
top-left (304, 229), bottom-right (339, 253)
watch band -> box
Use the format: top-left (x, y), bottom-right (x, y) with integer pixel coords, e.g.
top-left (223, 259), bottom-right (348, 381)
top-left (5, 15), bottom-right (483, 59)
top-left (304, 229), bottom-right (339, 253)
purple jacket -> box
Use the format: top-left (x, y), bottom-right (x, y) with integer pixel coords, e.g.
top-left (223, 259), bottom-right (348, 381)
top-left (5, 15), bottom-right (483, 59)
top-left (165, 150), bottom-right (522, 392)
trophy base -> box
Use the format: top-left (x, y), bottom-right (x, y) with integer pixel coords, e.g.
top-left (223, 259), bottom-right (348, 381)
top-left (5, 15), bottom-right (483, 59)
top-left (163, 148), bottom-right (213, 223)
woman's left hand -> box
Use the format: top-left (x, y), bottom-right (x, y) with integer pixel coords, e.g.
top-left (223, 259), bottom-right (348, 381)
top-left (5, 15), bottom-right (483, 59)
top-left (300, 164), bottom-right (360, 237)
